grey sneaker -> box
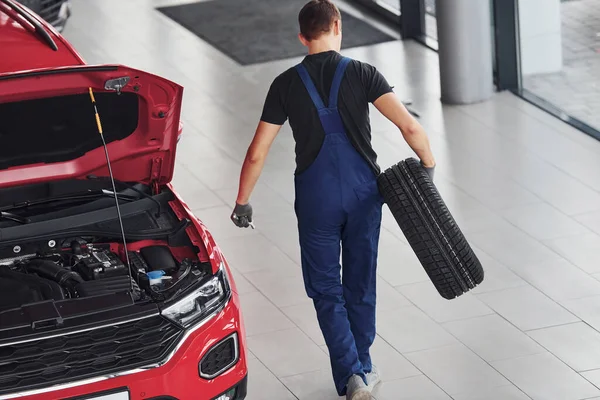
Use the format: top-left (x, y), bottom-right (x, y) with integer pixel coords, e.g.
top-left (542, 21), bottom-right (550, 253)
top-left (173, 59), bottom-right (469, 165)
top-left (346, 375), bottom-right (371, 400)
top-left (366, 365), bottom-right (382, 391)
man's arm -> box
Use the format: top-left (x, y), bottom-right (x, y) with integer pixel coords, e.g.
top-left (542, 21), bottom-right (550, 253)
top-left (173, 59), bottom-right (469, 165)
top-left (373, 92), bottom-right (435, 168)
top-left (235, 121), bottom-right (282, 205)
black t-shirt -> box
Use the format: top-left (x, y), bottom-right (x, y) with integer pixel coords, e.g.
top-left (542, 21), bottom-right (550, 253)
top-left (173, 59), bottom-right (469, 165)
top-left (260, 51), bottom-right (393, 175)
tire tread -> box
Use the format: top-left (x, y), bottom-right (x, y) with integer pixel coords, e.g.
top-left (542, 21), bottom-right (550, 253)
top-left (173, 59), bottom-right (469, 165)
top-left (377, 158), bottom-right (484, 299)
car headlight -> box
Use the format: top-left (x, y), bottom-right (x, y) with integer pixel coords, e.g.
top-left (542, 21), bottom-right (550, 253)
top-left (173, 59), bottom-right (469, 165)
top-left (162, 264), bottom-right (231, 328)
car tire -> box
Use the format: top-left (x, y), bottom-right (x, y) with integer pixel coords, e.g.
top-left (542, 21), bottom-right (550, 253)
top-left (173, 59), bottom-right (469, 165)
top-left (377, 158), bottom-right (484, 299)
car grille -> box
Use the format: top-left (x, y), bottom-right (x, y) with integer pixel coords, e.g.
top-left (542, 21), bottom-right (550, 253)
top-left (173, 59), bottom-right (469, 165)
top-left (38, 0), bottom-right (64, 24)
top-left (0, 315), bottom-right (183, 395)
top-left (199, 333), bottom-right (238, 379)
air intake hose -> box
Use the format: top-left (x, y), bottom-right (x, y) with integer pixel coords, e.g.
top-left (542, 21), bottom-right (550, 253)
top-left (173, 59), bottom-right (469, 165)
top-left (26, 259), bottom-right (84, 288)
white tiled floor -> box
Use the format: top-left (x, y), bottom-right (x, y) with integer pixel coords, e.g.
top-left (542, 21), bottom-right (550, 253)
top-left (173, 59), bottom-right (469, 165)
top-left (63, 1), bottom-right (600, 398)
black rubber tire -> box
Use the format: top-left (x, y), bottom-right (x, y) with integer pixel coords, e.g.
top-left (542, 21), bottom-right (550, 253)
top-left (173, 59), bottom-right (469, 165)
top-left (377, 158), bottom-right (484, 299)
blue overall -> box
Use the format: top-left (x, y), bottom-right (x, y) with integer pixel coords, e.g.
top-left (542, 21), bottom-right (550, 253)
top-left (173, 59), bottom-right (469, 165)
top-left (294, 57), bottom-right (383, 396)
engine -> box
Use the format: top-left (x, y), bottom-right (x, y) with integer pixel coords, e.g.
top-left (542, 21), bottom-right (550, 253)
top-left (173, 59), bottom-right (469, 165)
top-left (0, 238), bottom-right (205, 312)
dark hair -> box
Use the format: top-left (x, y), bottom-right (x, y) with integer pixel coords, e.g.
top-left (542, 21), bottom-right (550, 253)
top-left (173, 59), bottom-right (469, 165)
top-left (298, 0), bottom-right (342, 41)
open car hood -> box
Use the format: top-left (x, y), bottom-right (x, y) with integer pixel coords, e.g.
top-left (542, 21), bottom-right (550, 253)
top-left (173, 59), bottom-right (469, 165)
top-left (0, 65), bottom-right (183, 189)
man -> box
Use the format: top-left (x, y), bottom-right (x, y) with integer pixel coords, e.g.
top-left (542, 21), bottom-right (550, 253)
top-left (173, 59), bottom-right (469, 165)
top-left (231, 1), bottom-right (435, 398)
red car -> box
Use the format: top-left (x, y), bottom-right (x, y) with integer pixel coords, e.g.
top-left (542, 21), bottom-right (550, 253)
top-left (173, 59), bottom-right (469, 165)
top-left (0, 1), bottom-right (248, 399)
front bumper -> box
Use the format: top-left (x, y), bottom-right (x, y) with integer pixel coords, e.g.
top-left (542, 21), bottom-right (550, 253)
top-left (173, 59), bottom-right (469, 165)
top-left (10, 292), bottom-right (247, 400)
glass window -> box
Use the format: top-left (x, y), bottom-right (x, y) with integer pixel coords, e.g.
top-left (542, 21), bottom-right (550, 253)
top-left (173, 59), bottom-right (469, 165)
top-left (424, 0), bottom-right (437, 40)
top-left (518, 0), bottom-right (600, 132)
top-left (381, 0), bottom-right (401, 12)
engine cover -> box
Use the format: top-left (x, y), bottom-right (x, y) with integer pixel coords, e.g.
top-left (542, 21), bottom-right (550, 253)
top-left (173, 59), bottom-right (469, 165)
top-left (0, 268), bottom-right (64, 312)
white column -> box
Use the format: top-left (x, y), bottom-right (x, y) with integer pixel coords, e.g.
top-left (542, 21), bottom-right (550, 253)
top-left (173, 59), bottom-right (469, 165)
top-left (518, 0), bottom-right (563, 75)
top-left (436, 0), bottom-right (494, 104)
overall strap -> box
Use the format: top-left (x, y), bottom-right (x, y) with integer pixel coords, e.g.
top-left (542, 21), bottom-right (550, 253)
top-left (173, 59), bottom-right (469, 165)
top-left (295, 63), bottom-right (326, 111)
top-left (328, 57), bottom-right (351, 109)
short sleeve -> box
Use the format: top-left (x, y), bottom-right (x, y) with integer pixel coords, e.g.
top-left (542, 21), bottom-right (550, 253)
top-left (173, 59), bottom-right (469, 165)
top-left (360, 62), bottom-right (394, 103)
top-left (260, 76), bottom-right (288, 125)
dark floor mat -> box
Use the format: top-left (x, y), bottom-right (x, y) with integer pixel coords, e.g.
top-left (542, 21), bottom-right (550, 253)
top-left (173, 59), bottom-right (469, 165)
top-left (157, 0), bottom-right (396, 65)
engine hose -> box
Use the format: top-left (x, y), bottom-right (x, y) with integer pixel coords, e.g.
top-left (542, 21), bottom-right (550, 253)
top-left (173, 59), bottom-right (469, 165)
top-left (25, 259), bottom-right (84, 289)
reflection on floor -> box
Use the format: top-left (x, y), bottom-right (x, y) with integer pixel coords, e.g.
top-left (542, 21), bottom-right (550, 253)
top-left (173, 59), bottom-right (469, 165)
top-left (64, 0), bottom-right (600, 398)
top-left (523, 0), bottom-right (600, 131)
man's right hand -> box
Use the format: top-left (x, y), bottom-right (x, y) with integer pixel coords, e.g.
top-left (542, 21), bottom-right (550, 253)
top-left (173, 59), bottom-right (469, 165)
top-left (231, 203), bottom-right (254, 228)
top-left (421, 161), bottom-right (435, 181)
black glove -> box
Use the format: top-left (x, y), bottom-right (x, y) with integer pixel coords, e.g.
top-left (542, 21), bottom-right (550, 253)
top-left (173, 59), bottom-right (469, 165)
top-left (231, 203), bottom-right (253, 228)
top-left (421, 161), bottom-right (435, 181)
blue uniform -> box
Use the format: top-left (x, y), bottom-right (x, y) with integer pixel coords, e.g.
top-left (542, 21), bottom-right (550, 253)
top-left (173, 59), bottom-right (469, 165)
top-left (294, 57), bottom-right (383, 396)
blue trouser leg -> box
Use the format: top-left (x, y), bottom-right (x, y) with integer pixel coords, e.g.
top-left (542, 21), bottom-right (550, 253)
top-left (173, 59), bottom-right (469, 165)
top-left (341, 179), bottom-right (383, 373)
top-left (296, 189), bottom-right (365, 396)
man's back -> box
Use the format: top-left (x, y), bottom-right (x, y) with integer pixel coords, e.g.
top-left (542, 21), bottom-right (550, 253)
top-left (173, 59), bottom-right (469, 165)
top-left (260, 51), bottom-right (392, 175)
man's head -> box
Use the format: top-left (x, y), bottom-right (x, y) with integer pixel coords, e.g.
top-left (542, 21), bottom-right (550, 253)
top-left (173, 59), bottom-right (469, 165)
top-left (298, 0), bottom-right (342, 52)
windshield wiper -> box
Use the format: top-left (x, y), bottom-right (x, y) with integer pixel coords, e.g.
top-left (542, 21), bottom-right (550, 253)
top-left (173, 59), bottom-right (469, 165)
top-left (0, 211), bottom-right (29, 224)
top-left (87, 175), bottom-right (162, 218)
top-left (0, 190), bottom-right (138, 213)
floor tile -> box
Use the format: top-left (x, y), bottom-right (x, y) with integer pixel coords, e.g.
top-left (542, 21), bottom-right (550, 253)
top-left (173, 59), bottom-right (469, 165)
top-left (581, 369), bottom-right (600, 390)
top-left (562, 296), bottom-right (600, 334)
top-left (217, 233), bottom-right (298, 274)
top-left (492, 353), bottom-right (600, 400)
top-left (543, 233), bottom-right (600, 274)
top-left (451, 384), bottom-right (531, 400)
top-left (280, 302), bottom-right (325, 346)
top-left (186, 155), bottom-right (243, 191)
top-left (397, 281), bottom-right (494, 323)
top-left (475, 286), bottom-right (579, 331)
top-left (370, 335), bottom-right (422, 381)
top-left (469, 248), bottom-right (528, 294)
top-left (528, 322), bottom-right (600, 372)
top-left (238, 291), bottom-right (295, 337)
top-left (500, 202), bottom-right (589, 241)
top-left (461, 182), bottom-right (541, 213)
top-left (371, 375), bottom-right (451, 400)
top-left (377, 306), bottom-right (458, 353)
top-left (280, 369), bottom-right (342, 400)
top-left (376, 276), bottom-right (412, 312)
top-left (228, 267), bottom-right (257, 295)
top-left (244, 267), bottom-right (310, 308)
top-left (245, 358), bottom-right (297, 400)
top-left (575, 211), bottom-right (600, 238)
top-left (468, 223), bottom-right (562, 270)
top-left (512, 258), bottom-right (600, 302)
top-left (405, 344), bottom-right (509, 396)
top-left (443, 314), bottom-right (545, 362)
top-left (172, 164), bottom-right (225, 210)
top-left (247, 328), bottom-right (329, 378)
top-left (376, 242), bottom-right (430, 287)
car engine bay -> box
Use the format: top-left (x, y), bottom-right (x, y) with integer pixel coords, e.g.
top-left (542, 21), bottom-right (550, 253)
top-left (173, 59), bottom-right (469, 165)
top-left (0, 237), bottom-right (212, 313)
top-left (0, 237), bottom-right (211, 313)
